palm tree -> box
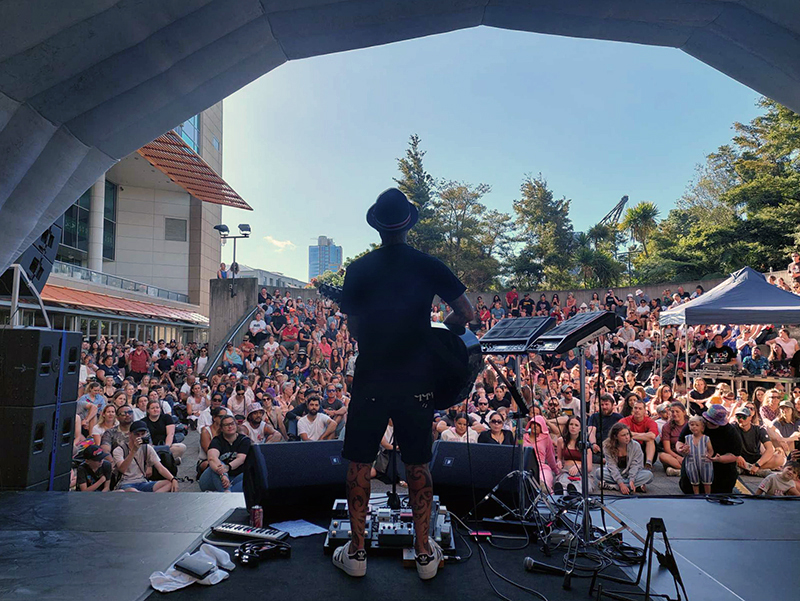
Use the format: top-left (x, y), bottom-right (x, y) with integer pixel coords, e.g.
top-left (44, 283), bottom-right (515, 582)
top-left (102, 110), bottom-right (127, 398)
top-left (622, 202), bottom-right (660, 256)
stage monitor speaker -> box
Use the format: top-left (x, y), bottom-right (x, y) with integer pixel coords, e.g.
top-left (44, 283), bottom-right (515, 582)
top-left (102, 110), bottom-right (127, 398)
top-left (0, 401), bottom-right (76, 490)
top-left (0, 216), bottom-right (63, 295)
top-left (0, 329), bottom-right (81, 407)
top-left (429, 440), bottom-right (539, 512)
top-left (243, 440), bottom-right (350, 509)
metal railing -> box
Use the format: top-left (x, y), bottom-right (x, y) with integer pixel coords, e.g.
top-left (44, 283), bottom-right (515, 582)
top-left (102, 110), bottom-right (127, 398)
top-left (51, 261), bottom-right (190, 303)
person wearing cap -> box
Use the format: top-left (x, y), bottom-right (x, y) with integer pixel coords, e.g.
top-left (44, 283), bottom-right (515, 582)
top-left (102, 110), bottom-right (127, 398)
top-left (732, 406), bottom-right (782, 476)
top-left (76, 445), bottom-right (112, 492)
top-left (676, 404), bottom-right (742, 494)
top-left (112, 421), bottom-right (178, 492)
top-left (604, 289), bottom-right (621, 312)
top-left (766, 400), bottom-right (800, 455)
top-left (334, 188), bottom-right (473, 580)
top-left (519, 293), bottom-right (534, 316)
top-left (559, 384), bottom-right (582, 417)
top-left (239, 402), bottom-right (281, 443)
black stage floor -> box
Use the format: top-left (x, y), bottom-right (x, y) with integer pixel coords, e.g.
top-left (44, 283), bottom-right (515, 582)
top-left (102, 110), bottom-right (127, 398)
top-left (1, 493), bottom-right (798, 601)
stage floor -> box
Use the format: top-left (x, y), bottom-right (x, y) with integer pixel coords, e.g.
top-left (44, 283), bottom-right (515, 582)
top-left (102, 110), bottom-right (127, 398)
top-left (1, 492), bottom-right (797, 601)
top-left (605, 496), bottom-right (800, 601)
top-left (0, 492), bottom-right (242, 601)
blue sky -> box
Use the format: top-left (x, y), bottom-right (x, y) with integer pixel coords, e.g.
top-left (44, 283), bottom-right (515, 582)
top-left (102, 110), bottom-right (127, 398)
top-left (221, 26), bottom-right (761, 282)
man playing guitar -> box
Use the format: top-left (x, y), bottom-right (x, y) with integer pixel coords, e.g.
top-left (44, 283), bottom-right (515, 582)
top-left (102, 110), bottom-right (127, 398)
top-left (332, 188), bottom-right (474, 580)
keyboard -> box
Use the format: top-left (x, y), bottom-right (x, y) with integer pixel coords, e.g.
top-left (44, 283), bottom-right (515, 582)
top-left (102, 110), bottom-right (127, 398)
top-left (212, 522), bottom-right (289, 541)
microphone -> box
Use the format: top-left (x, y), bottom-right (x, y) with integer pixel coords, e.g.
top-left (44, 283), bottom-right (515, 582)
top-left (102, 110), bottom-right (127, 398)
top-left (523, 557), bottom-right (566, 576)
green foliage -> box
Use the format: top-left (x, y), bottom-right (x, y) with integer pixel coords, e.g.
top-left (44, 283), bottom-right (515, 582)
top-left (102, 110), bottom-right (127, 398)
top-left (312, 269), bottom-right (345, 289)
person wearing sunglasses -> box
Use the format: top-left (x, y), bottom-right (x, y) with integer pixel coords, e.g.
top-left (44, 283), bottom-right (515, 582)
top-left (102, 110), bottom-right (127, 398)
top-left (100, 405), bottom-right (136, 464)
top-left (478, 413), bottom-right (513, 445)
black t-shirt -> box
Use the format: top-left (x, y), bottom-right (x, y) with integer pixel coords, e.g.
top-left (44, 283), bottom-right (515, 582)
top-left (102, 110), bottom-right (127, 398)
top-left (706, 345), bottom-right (736, 364)
top-left (340, 244), bottom-right (466, 393)
top-left (789, 352), bottom-right (800, 375)
top-left (520, 299), bottom-right (534, 315)
top-left (734, 423), bottom-right (769, 464)
top-left (155, 357), bottom-right (173, 373)
top-left (604, 294), bottom-right (618, 309)
top-left (478, 430), bottom-right (514, 445)
top-left (688, 388), bottom-right (713, 415)
top-left (536, 300), bottom-right (551, 313)
top-left (145, 413), bottom-right (173, 446)
top-left (588, 411), bottom-right (623, 443)
top-left (490, 394), bottom-right (511, 411)
top-left (679, 422), bottom-right (742, 492)
top-left (271, 312), bottom-right (287, 331)
top-left (209, 434), bottom-right (252, 478)
top-left (76, 460), bottom-right (112, 490)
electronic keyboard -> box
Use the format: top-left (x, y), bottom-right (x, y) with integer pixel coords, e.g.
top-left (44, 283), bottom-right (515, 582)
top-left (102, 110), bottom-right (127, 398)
top-left (212, 523), bottom-right (289, 541)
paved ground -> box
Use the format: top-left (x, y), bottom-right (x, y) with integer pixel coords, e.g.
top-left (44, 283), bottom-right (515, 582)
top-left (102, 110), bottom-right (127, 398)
top-left (175, 430), bottom-right (763, 495)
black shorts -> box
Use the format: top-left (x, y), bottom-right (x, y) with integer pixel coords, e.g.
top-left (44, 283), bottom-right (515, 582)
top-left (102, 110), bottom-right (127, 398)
top-left (343, 386), bottom-right (435, 466)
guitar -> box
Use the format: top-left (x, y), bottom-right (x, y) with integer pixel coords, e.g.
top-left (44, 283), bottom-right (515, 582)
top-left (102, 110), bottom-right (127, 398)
top-left (317, 282), bottom-right (482, 409)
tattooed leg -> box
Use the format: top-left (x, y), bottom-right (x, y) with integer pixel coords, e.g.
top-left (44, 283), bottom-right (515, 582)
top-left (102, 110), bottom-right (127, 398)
top-left (406, 463), bottom-right (433, 555)
top-left (346, 462), bottom-right (372, 550)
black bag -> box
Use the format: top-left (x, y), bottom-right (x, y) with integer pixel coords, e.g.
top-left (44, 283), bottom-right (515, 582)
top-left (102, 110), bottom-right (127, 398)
top-left (149, 449), bottom-right (178, 480)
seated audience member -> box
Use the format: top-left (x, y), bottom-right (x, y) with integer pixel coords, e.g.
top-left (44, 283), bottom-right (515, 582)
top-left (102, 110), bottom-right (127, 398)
top-left (760, 388), bottom-right (782, 424)
top-left (688, 378), bottom-right (713, 416)
top-left (523, 415), bottom-right (558, 491)
top-left (588, 394), bottom-right (623, 455)
top-left (733, 406), bottom-right (783, 475)
top-left (144, 399), bottom-right (186, 463)
top-left (441, 413), bottom-right (479, 443)
top-left (555, 416), bottom-right (592, 495)
top-left (595, 423), bottom-right (653, 494)
top-left (112, 421), bottom-right (179, 492)
top-left (755, 461), bottom-right (800, 497)
top-left (199, 415), bottom-right (251, 492)
top-left (76, 445), bottom-right (112, 492)
top-left (92, 404), bottom-right (118, 445)
top-left (676, 405), bottom-right (741, 495)
top-left (619, 399), bottom-right (658, 468)
top-left (478, 412), bottom-right (514, 445)
top-left (77, 381), bottom-right (107, 435)
top-left (198, 407), bottom-right (225, 479)
top-left (240, 402), bottom-right (282, 443)
top-left (297, 396), bottom-right (337, 441)
top-left (132, 394), bottom-right (149, 421)
top-left (197, 393), bottom-right (230, 430)
top-left (659, 401), bottom-right (688, 476)
top-left (100, 405), bottom-right (135, 461)
top-left (469, 396), bottom-right (495, 432)
top-left (766, 400), bottom-right (800, 455)
top-left (559, 385), bottom-right (581, 416)
top-left (321, 385), bottom-right (347, 435)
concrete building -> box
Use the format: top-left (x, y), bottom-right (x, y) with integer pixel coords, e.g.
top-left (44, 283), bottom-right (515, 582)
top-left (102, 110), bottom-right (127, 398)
top-left (238, 265), bottom-right (307, 290)
top-left (2, 105), bottom-right (251, 343)
top-left (308, 236), bottom-right (342, 281)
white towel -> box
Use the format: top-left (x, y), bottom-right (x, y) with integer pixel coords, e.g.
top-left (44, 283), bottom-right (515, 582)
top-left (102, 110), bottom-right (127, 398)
top-left (150, 543), bottom-right (235, 593)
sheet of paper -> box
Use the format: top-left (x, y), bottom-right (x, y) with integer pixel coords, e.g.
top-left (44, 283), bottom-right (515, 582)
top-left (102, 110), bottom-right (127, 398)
top-left (270, 519), bottom-right (328, 538)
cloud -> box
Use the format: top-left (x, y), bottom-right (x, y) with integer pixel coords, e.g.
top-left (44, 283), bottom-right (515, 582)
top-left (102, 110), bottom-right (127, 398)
top-left (263, 236), bottom-right (296, 253)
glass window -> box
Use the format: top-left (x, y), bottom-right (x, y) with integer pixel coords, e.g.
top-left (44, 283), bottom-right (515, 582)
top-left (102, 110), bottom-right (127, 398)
top-left (103, 181), bottom-right (117, 261)
top-left (176, 114), bottom-right (200, 152)
top-left (212, 136), bottom-right (220, 151)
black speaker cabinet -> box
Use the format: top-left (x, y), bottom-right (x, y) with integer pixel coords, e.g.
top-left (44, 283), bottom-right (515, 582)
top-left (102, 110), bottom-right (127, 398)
top-left (0, 216), bottom-right (62, 295)
top-left (429, 440), bottom-right (539, 512)
top-left (0, 401), bottom-right (76, 490)
top-left (243, 440), bottom-right (350, 509)
top-left (0, 328), bottom-right (81, 407)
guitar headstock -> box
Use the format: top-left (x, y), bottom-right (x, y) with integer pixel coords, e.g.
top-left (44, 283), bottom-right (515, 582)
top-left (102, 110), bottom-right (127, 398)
top-left (317, 282), bottom-right (343, 304)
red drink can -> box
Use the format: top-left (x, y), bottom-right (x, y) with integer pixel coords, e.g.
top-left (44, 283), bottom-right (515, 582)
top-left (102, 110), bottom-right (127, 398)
top-left (250, 505), bottom-right (263, 528)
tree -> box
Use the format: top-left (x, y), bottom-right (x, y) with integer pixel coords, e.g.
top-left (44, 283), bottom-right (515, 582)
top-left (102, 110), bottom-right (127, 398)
top-left (394, 135), bottom-right (443, 256)
top-left (512, 174), bottom-right (575, 287)
top-left (621, 201), bottom-right (660, 257)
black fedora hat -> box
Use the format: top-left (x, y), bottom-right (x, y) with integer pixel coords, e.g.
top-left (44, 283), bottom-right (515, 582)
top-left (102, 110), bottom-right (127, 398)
top-left (366, 188), bottom-right (418, 233)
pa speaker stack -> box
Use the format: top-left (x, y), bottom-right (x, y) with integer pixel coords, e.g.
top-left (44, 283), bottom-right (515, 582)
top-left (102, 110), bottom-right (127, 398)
top-left (0, 328), bottom-right (81, 490)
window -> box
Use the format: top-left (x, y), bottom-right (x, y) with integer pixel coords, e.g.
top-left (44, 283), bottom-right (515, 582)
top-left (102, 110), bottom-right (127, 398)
top-left (103, 180), bottom-right (117, 261)
top-left (212, 136), bottom-right (220, 151)
top-left (61, 189), bottom-right (91, 254)
top-left (176, 114), bottom-right (200, 152)
top-left (165, 218), bottom-right (188, 242)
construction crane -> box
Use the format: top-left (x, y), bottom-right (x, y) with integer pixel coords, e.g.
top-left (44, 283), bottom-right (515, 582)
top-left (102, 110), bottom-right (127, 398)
top-left (598, 195), bottom-right (629, 227)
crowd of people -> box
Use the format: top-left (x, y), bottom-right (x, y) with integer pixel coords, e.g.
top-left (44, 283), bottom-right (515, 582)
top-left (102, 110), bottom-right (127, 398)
top-left (70, 265), bottom-right (800, 497)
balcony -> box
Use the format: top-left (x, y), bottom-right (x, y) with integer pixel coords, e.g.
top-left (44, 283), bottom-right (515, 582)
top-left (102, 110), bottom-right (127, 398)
top-left (51, 261), bottom-right (190, 304)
